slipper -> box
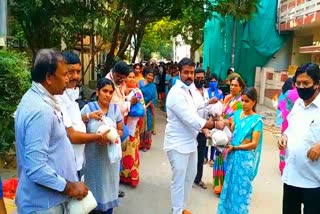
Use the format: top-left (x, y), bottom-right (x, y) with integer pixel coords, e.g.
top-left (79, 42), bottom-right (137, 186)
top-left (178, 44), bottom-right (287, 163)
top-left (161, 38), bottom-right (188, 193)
top-left (194, 181), bottom-right (207, 189)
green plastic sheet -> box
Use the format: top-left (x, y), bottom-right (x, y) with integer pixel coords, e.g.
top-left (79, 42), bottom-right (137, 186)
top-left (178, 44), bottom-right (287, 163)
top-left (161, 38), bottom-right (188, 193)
top-left (203, 0), bottom-right (288, 86)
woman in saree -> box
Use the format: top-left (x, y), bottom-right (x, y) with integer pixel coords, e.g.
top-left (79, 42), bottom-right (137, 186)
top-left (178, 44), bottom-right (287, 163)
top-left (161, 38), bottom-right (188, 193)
top-left (217, 87), bottom-right (263, 214)
top-left (81, 78), bottom-right (123, 214)
top-left (134, 63), bottom-right (144, 84)
top-left (213, 76), bottom-right (245, 195)
top-left (276, 78), bottom-right (298, 175)
top-left (120, 70), bottom-right (145, 187)
top-left (138, 67), bottom-right (157, 152)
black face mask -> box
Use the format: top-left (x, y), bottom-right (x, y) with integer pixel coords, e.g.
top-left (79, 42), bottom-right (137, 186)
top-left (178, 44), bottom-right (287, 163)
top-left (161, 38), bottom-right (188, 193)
top-left (297, 85), bottom-right (317, 100)
top-left (194, 79), bottom-right (205, 88)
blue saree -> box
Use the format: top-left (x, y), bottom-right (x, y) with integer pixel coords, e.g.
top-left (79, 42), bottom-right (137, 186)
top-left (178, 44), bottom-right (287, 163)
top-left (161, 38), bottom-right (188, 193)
top-left (138, 80), bottom-right (157, 150)
top-left (217, 110), bottom-right (263, 214)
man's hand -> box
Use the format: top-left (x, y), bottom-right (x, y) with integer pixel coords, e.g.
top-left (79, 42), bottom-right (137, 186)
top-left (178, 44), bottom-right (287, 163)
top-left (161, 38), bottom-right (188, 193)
top-left (97, 130), bottom-right (111, 145)
top-left (63, 181), bottom-right (88, 200)
top-left (130, 96), bottom-right (138, 105)
top-left (215, 120), bottom-right (225, 130)
top-left (90, 110), bottom-right (103, 120)
top-left (208, 97), bottom-right (218, 105)
top-left (307, 143), bottom-right (320, 161)
top-left (278, 134), bottom-right (287, 150)
top-left (202, 128), bottom-right (211, 138)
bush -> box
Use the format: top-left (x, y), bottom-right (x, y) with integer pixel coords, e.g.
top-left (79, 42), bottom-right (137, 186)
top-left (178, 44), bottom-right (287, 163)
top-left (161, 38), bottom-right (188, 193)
top-left (0, 50), bottom-right (31, 154)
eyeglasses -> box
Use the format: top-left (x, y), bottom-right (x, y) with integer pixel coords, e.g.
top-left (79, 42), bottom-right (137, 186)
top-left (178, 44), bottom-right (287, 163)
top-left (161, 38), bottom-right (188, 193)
top-left (295, 81), bottom-right (313, 88)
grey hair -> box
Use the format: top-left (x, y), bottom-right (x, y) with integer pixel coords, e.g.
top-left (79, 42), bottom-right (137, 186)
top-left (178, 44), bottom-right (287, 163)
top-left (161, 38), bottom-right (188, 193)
top-left (31, 49), bottom-right (65, 83)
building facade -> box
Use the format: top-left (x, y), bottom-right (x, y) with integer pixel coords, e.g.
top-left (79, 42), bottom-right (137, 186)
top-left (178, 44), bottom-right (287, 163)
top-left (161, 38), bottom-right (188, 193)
top-left (279, 0), bottom-right (320, 66)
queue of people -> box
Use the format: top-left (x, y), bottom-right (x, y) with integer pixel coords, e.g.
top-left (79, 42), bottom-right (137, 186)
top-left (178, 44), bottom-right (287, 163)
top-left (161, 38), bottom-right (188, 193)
top-left (13, 49), bottom-right (158, 214)
top-left (9, 47), bottom-right (320, 214)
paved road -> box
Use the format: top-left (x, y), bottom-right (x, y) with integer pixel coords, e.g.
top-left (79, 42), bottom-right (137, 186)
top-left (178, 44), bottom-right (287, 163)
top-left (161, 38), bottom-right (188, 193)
top-left (114, 108), bottom-right (283, 214)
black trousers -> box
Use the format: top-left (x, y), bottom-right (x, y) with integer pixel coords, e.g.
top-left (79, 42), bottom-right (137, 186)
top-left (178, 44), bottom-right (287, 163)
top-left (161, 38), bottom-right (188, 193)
top-left (194, 133), bottom-right (207, 184)
top-left (283, 183), bottom-right (320, 214)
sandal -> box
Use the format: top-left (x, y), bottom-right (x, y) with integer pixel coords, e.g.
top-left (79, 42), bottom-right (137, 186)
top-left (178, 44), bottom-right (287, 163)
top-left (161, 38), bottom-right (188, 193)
top-left (194, 181), bottom-right (207, 189)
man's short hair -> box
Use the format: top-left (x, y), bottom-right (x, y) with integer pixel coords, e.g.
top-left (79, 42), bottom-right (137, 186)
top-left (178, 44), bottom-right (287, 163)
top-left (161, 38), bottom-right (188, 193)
top-left (178, 58), bottom-right (195, 71)
top-left (295, 63), bottom-right (320, 84)
top-left (61, 51), bottom-right (80, 65)
top-left (113, 61), bottom-right (130, 76)
top-left (31, 49), bottom-right (64, 83)
top-left (195, 68), bottom-right (205, 75)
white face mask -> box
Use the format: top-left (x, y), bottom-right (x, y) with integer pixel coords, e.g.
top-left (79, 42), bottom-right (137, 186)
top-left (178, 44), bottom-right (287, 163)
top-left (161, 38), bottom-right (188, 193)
top-left (66, 87), bottom-right (80, 101)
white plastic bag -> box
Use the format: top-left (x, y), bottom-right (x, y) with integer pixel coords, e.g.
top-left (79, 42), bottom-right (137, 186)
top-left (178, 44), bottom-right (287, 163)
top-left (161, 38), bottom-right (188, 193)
top-left (210, 128), bottom-right (229, 147)
top-left (223, 126), bottom-right (232, 141)
top-left (96, 117), bottom-right (122, 163)
top-left (68, 190), bottom-right (97, 214)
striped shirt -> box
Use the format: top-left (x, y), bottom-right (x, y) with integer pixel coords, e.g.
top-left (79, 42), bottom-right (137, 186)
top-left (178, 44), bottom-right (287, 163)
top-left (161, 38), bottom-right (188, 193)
top-left (14, 85), bottom-right (78, 213)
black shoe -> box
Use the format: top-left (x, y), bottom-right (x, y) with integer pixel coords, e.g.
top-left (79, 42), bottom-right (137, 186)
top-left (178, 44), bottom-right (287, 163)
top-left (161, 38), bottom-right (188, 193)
top-left (118, 190), bottom-right (125, 198)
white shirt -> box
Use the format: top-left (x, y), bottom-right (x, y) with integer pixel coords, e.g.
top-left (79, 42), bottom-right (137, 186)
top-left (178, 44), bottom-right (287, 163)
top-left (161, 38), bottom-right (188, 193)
top-left (191, 87), bottom-right (210, 119)
top-left (163, 80), bottom-right (207, 154)
top-left (191, 88), bottom-right (224, 119)
top-left (56, 89), bottom-right (86, 171)
top-left (282, 93), bottom-right (320, 188)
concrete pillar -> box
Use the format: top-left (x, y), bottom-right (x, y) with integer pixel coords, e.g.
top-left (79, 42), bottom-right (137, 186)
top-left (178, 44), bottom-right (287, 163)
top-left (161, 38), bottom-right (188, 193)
top-left (0, 0), bottom-right (7, 47)
top-left (259, 67), bottom-right (267, 105)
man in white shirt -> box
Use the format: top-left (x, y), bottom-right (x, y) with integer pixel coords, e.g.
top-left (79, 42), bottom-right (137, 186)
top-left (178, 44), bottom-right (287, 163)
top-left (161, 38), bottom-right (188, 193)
top-left (278, 63), bottom-right (320, 213)
top-left (56, 51), bottom-right (109, 176)
top-left (164, 58), bottom-right (225, 214)
top-left (105, 61), bottom-right (138, 118)
top-left (192, 68), bottom-right (220, 189)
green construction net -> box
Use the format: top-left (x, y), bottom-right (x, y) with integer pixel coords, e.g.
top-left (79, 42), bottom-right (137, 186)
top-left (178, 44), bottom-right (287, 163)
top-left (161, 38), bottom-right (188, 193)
top-left (203, 0), bottom-right (288, 86)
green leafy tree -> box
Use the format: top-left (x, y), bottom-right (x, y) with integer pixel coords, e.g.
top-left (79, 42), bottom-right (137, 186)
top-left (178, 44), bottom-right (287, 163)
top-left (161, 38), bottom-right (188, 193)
top-left (140, 18), bottom-right (178, 61)
top-left (213, 0), bottom-right (258, 66)
top-left (173, 3), bottom-right (209, 61)
top-left (0, 50), bottom-right (30, 154)
top-left (9, 0), bottom-right (109, 54)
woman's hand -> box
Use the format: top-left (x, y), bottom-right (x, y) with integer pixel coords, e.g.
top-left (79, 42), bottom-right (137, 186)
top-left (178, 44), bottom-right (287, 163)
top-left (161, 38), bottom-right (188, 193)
top-left (145, 101), bottom-right (152, 108)
top-left (90, 110), bottom-right (104, 120)
top-left (226, 144), bottom-right (234, 153)
top-left (278, 134), bottom-right (287, 150)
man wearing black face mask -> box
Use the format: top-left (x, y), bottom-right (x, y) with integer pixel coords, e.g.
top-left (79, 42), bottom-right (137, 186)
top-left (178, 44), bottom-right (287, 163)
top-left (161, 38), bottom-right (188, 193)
top-left (192, 68), bottom-right (210, 189)
top-left (191, 68), bottom-right (221, 189)
top-left (278, 63), bottom-right (320, 214)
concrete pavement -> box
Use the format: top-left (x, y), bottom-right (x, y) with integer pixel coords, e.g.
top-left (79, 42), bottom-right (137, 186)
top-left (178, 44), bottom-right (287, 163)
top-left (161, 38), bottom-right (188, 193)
top-left (114, 106), bottom-right (283, 214)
